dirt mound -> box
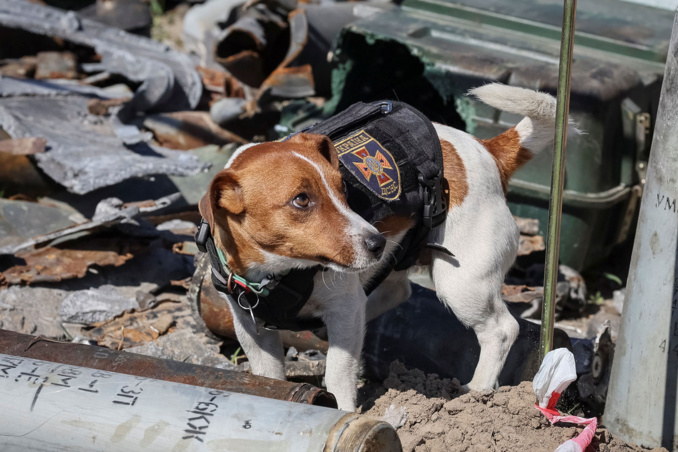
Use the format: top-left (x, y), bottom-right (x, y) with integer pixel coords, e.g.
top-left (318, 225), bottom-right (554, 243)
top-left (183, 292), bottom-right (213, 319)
top-left (360, 362), bottom-right (666, 452)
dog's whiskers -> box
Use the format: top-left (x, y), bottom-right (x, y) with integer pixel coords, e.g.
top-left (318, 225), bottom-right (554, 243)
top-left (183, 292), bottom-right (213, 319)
top-left (386, 239), bottom-right (403, 251)
top-left (321, 269), bottom-right (331, 291)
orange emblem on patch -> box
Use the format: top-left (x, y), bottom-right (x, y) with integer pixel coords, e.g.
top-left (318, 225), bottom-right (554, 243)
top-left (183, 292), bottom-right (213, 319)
top-left (352, 148), bottom-right (394, 187)
top-left (335, 130), bottom-right (401, 201)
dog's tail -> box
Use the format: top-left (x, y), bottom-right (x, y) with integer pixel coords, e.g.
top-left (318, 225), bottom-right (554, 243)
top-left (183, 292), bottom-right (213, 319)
top-left (468, 83), bottom-right (577, 187)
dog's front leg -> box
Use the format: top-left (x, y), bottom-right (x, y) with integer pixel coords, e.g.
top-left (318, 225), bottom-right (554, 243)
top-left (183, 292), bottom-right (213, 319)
top-left (220, 293), bottom-right (285, 380)
top-left (322, 279), bottom-right (366, 412)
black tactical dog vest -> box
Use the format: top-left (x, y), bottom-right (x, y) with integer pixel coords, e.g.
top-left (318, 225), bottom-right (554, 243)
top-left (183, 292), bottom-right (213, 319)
top-left (196, 100), bottom-right (447, 331)
top-left (303, 100), bottom-right (447, 292)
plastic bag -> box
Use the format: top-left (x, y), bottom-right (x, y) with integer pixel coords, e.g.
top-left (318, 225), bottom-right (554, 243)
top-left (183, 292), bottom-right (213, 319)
top-left (533, 348), bottom-right (577, 409)
top-left (533, 348), bottom-right (597, 452)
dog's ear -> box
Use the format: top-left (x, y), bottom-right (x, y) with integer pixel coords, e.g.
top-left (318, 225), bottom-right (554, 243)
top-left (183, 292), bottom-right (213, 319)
top-left (200, 170), bottom-right (244, 228)
top-left (289, 133), bottom-right (339, 169)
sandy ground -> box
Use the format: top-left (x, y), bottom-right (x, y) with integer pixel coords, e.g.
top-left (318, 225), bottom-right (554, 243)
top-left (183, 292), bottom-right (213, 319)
top-left (359, 362), bottom-right (667, 452)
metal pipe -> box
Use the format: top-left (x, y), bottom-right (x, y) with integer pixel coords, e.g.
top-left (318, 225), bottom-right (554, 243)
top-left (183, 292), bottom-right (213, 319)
top-left (540, 0), bottom-right (577, 361)
top-left (0, 329), bottom-right (336, 408)
top-left (605, 11), bottom-right (678, 449)
top-left (0, 353), bottom-right (401, 452)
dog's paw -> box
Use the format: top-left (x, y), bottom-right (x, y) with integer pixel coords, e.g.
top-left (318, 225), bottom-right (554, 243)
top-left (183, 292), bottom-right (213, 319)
top-left (462, 381), bottom-right (498, 394)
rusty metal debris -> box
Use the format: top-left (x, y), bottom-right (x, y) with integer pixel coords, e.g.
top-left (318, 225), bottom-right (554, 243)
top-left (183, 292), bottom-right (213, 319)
top-left (0, 0), bottom-right (225, 194)
top-left (197, 65), bottom-right (245, 101)
top-left (0, 56), bottom-right (37, 78)
top-left (252, 9), bottom-right (316, 102)
top-left (0, 329), bottom-right (337, 407)
top-left (0, 137), bottom-right (46, 155)
top-left (1, 240), bottom-right (135, 286)
top-left (195, 0), bottom-right (382, 126)
top-left (87, 300), bottom-right (188, 349)
top-left (517, 234), bottom-right (545, 256)
top-left (502, 285), bottom-right (544, 304)
top-left (143, 111), bottom-right (247, 150)
top-left (183, 0), bottom-right (239, 65)
top-left (86, 97), bottom-right (131, 116)
top-left (279, 329), bottom-right (329, 355)
top-left (0, 150), bottom-right (54, 197)
top-left (46, 238), bottom-right (197, 299)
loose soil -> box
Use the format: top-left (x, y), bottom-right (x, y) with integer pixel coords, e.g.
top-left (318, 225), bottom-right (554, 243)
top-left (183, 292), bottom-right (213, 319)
top-left (360, 362), bottom-right (667, 452)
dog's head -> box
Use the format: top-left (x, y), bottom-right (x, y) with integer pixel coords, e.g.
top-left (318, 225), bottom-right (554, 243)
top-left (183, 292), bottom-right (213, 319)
top-left (199, 133), bottom-right (386, 276)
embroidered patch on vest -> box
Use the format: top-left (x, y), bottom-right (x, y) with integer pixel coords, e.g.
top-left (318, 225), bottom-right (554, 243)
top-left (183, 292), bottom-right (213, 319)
top-left (335, 130), bottom-right (401, 201)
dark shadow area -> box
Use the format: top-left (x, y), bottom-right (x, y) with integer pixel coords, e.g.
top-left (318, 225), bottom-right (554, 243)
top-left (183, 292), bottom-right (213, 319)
top-left (18, 235), bottom-right (196, 295)
top-left (332, 33), bottom-right (466, 129)
top-left (362, 283), bottom-right (571, 388)
top-left (661, 226), bottom-right (678, 449)
top-left (48, 175), bottom-right (191, 219)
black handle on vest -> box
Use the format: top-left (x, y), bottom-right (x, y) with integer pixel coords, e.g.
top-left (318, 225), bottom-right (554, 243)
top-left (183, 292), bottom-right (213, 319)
top-left (419, 174), bottom-right (447, 229)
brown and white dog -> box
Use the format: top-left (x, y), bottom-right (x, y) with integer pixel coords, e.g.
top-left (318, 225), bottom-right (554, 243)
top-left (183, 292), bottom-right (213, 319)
top-left (199, 83), bottom-right (564, 411)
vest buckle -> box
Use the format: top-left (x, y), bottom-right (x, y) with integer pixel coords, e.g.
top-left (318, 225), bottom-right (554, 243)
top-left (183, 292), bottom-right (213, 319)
top-left (195, 219), bottom-right (210, 253)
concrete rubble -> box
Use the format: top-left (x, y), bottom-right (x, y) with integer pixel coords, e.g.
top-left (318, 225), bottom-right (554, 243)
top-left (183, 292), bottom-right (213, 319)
top-left (0, 286), bottom-right (68, 337)
top-left (127, 328), bottom-right (236, 369)
top-left (59, 284), bottom-right (140, 324)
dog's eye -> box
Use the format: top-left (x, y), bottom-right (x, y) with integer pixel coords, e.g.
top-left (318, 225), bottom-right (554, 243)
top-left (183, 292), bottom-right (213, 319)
top-left (293, 193), bottom-right (310, 208)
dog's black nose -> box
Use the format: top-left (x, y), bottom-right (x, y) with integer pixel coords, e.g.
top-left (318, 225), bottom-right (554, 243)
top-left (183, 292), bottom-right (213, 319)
top-left (365, 233), bottom-right (386, 257)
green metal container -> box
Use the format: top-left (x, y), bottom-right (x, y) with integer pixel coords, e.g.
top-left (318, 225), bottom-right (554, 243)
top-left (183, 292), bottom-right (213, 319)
top-left (326, 0), bottom-right (674, 270)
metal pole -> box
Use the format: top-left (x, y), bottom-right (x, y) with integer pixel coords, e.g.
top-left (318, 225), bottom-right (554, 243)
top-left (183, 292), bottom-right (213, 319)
top-left (605, 11), bottom-right (678, 449)
top-left (0, 329), bottom-right (336, 407)
top-left (0, 353), bottom-right (401, 452)
top-left (540, 0), bottom-right (577, 361)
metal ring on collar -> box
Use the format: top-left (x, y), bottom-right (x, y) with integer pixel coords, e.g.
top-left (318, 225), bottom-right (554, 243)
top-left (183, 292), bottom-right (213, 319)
top-left (227, 273), bottom-right (234, 293)
top-left (237, 291), bottom-right (260, 310)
